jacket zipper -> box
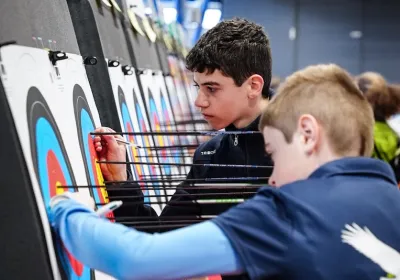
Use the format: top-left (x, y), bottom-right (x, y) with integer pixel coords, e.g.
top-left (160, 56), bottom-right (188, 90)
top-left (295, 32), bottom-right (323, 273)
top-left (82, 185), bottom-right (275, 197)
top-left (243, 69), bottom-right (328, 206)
top-left (234, 134), bottom-right (238, 146)
top-left (244, 135), bottom-right (249, 177)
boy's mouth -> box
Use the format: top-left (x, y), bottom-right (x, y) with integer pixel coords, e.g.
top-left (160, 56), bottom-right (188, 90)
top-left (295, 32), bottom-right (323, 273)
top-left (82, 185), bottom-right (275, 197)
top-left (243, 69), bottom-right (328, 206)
top-left (202, 113), bottom-right (214, 120)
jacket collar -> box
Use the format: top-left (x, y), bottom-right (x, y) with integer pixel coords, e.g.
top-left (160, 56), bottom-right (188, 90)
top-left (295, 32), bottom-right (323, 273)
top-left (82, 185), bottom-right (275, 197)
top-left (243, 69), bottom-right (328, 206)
top-left (308, 157), bottom-right (397, 185)
top-left (225, 115), bottom-right (261, 132)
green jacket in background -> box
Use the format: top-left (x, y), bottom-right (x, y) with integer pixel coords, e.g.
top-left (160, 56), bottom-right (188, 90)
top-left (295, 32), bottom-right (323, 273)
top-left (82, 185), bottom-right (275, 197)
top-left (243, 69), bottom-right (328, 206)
top-left (372, 121), bottom-right (400, 162)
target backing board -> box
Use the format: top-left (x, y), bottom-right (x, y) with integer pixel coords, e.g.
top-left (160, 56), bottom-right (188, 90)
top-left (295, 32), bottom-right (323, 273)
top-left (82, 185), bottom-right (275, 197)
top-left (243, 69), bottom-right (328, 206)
top-left (108, 63), bottom-right (166, 213)
top-left (0, 44), bottom-right (115, 280)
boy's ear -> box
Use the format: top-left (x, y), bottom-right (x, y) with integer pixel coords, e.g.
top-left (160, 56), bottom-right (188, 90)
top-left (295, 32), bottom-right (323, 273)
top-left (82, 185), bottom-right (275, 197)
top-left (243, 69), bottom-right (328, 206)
top-left (248, 74), bottom-right (264, 99)
top-left (297, 114), bottom-right (320, 155)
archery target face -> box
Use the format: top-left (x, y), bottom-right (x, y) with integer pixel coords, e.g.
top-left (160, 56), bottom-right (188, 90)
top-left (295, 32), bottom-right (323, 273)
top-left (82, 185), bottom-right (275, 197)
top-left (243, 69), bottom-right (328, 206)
top-left (167, 56), bottom-right (197, 142)
top-left (73, 85), bottom-right (112, 219)
top-left (56, 54), bottom-right (114, 238)
top-left (139, 72), bottom-right (183, 184)
top-left (167, 56), bottom-right (192, 118)
top-left (0, 45), bottom-right (115, 280)
top-left (151, 72), bottom-right (192, 177)
top-left (178, 59), bottom-right (196, 108)
top-left (133, 87), bottom-right (166, 212)
top-left (164, 75), bottom-right (183, 123)
top-left (27, 87), bottom-right (92, 280)
top-left (107, 63), bottom-right (164, 214)
top-left (164, 74), bottom-right (193, 150)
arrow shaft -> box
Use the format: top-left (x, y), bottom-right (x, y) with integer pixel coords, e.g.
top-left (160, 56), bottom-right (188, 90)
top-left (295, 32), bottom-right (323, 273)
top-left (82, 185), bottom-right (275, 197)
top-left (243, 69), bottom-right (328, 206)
top-left (99, 161), bottom-right (272, 169)
top-left (92, 131), bottom-right (260, 136)
top-left (160, 119), bottom-right (208, 126)
top-left (135, 155), bottom-right (192, 159)
top-left (59, 183), bottom-right (264, 191)
top-left (105, 176), bottom-right (270, 184)
top-left (139, 174), bottom-right (187, 178)
top-left (113, 215), bottom-right (216, 221)
top-left (108, 191), bottom-right (255, 199)
top-left (96, 198), bottom-right (244, 206)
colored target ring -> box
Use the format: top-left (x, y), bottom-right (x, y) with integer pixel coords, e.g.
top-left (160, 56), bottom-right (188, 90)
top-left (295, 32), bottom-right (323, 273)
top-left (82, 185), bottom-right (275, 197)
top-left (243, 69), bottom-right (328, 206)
top-left (166, 57), bottom-right (190, 145)
top-left (148, 89), bottom-right (171, 176)
top-left (27, 87), bottom-right (91, 280)
top-left (160, 94), bottom-right (181, 164)
top-left (133, 91), bottom-right (161, 197)
top-left (118, 87), bottom-right (152, 203)
top-left (73, 85), bottom-right (110, 216)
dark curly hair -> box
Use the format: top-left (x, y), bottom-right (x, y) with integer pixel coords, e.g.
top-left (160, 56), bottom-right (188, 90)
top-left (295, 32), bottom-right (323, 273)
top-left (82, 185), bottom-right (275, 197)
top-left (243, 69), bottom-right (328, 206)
top-left (186, 18), bottom-right (272, 99)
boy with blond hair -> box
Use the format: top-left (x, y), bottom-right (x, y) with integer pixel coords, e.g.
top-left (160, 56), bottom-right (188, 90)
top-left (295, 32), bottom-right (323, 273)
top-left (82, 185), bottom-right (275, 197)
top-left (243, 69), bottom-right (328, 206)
top-left (49, 64), bottom-right (400, 280)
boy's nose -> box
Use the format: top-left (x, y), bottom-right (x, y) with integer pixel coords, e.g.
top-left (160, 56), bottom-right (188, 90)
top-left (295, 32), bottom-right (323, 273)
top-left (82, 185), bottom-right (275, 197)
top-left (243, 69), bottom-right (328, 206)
top-left (195, 91), bottom-right (210, 109)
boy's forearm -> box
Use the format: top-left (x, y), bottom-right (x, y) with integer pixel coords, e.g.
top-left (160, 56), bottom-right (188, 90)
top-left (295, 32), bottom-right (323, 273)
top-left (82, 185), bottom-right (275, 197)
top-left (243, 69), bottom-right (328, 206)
top-left (51, 199), bottom-right (243, 279)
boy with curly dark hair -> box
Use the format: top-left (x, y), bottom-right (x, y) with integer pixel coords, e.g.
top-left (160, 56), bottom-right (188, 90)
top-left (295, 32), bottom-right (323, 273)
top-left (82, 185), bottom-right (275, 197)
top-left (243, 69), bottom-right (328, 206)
top-left (161, 18), bottom-right (274, 218)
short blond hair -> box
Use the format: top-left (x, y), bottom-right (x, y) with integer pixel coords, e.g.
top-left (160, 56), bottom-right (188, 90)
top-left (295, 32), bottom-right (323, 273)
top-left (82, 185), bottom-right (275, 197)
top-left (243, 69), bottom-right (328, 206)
top-left (356, 72), bottom-right (400, 119)
top-left (259, 64), bottom-right (374, 157)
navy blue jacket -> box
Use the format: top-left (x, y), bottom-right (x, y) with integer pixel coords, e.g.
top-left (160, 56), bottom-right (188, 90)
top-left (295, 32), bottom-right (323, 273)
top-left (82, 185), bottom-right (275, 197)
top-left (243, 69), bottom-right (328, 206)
top-left (214, 157), bottom-right (400, 279)
top-left (161, 116), bottom-right (273, 218)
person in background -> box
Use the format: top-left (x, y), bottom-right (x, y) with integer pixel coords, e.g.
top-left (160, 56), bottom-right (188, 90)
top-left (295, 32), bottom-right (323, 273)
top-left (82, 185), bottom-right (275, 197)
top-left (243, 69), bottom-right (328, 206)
top-left (270, 76), bottom-right (281, 91)
top-left (356, 72), bottom-right (400, 182)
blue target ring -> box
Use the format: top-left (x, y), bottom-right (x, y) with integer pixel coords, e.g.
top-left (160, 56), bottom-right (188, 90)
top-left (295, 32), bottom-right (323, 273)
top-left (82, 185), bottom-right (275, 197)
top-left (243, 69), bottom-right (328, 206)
top-left (149, 95), bottom-right (171, 176)
top-left (121, 103), bottom-right (149, 202)
top-left (160, 95), bottom-right (181, 164)
top-left (133, 92), bottom-right (162, 197)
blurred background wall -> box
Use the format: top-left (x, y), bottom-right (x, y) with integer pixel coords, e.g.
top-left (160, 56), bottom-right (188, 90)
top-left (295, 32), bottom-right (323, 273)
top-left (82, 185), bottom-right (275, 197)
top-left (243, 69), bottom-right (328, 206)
top-left (158, 0), bottom-right (400, 82)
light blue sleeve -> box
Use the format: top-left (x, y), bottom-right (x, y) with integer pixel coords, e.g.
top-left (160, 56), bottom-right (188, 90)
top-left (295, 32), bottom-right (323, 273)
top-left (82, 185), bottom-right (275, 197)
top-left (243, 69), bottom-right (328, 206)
top-left (51, 199), bottom-right (244, 280)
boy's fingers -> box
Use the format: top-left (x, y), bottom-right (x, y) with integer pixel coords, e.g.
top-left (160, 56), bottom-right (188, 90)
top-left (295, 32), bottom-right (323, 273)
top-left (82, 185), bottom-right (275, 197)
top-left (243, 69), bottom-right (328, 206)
top-left (101, 134), bottom-right (119, 151)
top-left (114, 134), bottom-right (125, 142)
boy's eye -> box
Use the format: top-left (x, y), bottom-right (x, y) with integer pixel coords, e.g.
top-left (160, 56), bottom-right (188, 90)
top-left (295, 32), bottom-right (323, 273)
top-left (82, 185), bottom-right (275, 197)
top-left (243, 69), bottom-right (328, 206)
top-left (193, 84), bottom-right (200, 90)
top-left (207, 87), bottom-right (216, 93)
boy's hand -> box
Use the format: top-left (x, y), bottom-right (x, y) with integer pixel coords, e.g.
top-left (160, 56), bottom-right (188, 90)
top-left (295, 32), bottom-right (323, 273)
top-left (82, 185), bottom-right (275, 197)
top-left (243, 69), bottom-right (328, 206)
top-left (93, 127), bottom-right (127, 182)
top-left (50, 192), bottom-right (95, 210)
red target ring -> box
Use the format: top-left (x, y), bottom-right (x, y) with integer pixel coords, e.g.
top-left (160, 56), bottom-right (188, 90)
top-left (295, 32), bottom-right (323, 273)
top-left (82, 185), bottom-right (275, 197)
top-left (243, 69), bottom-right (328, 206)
top-left (47, 150), bottom-right (68, 197)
